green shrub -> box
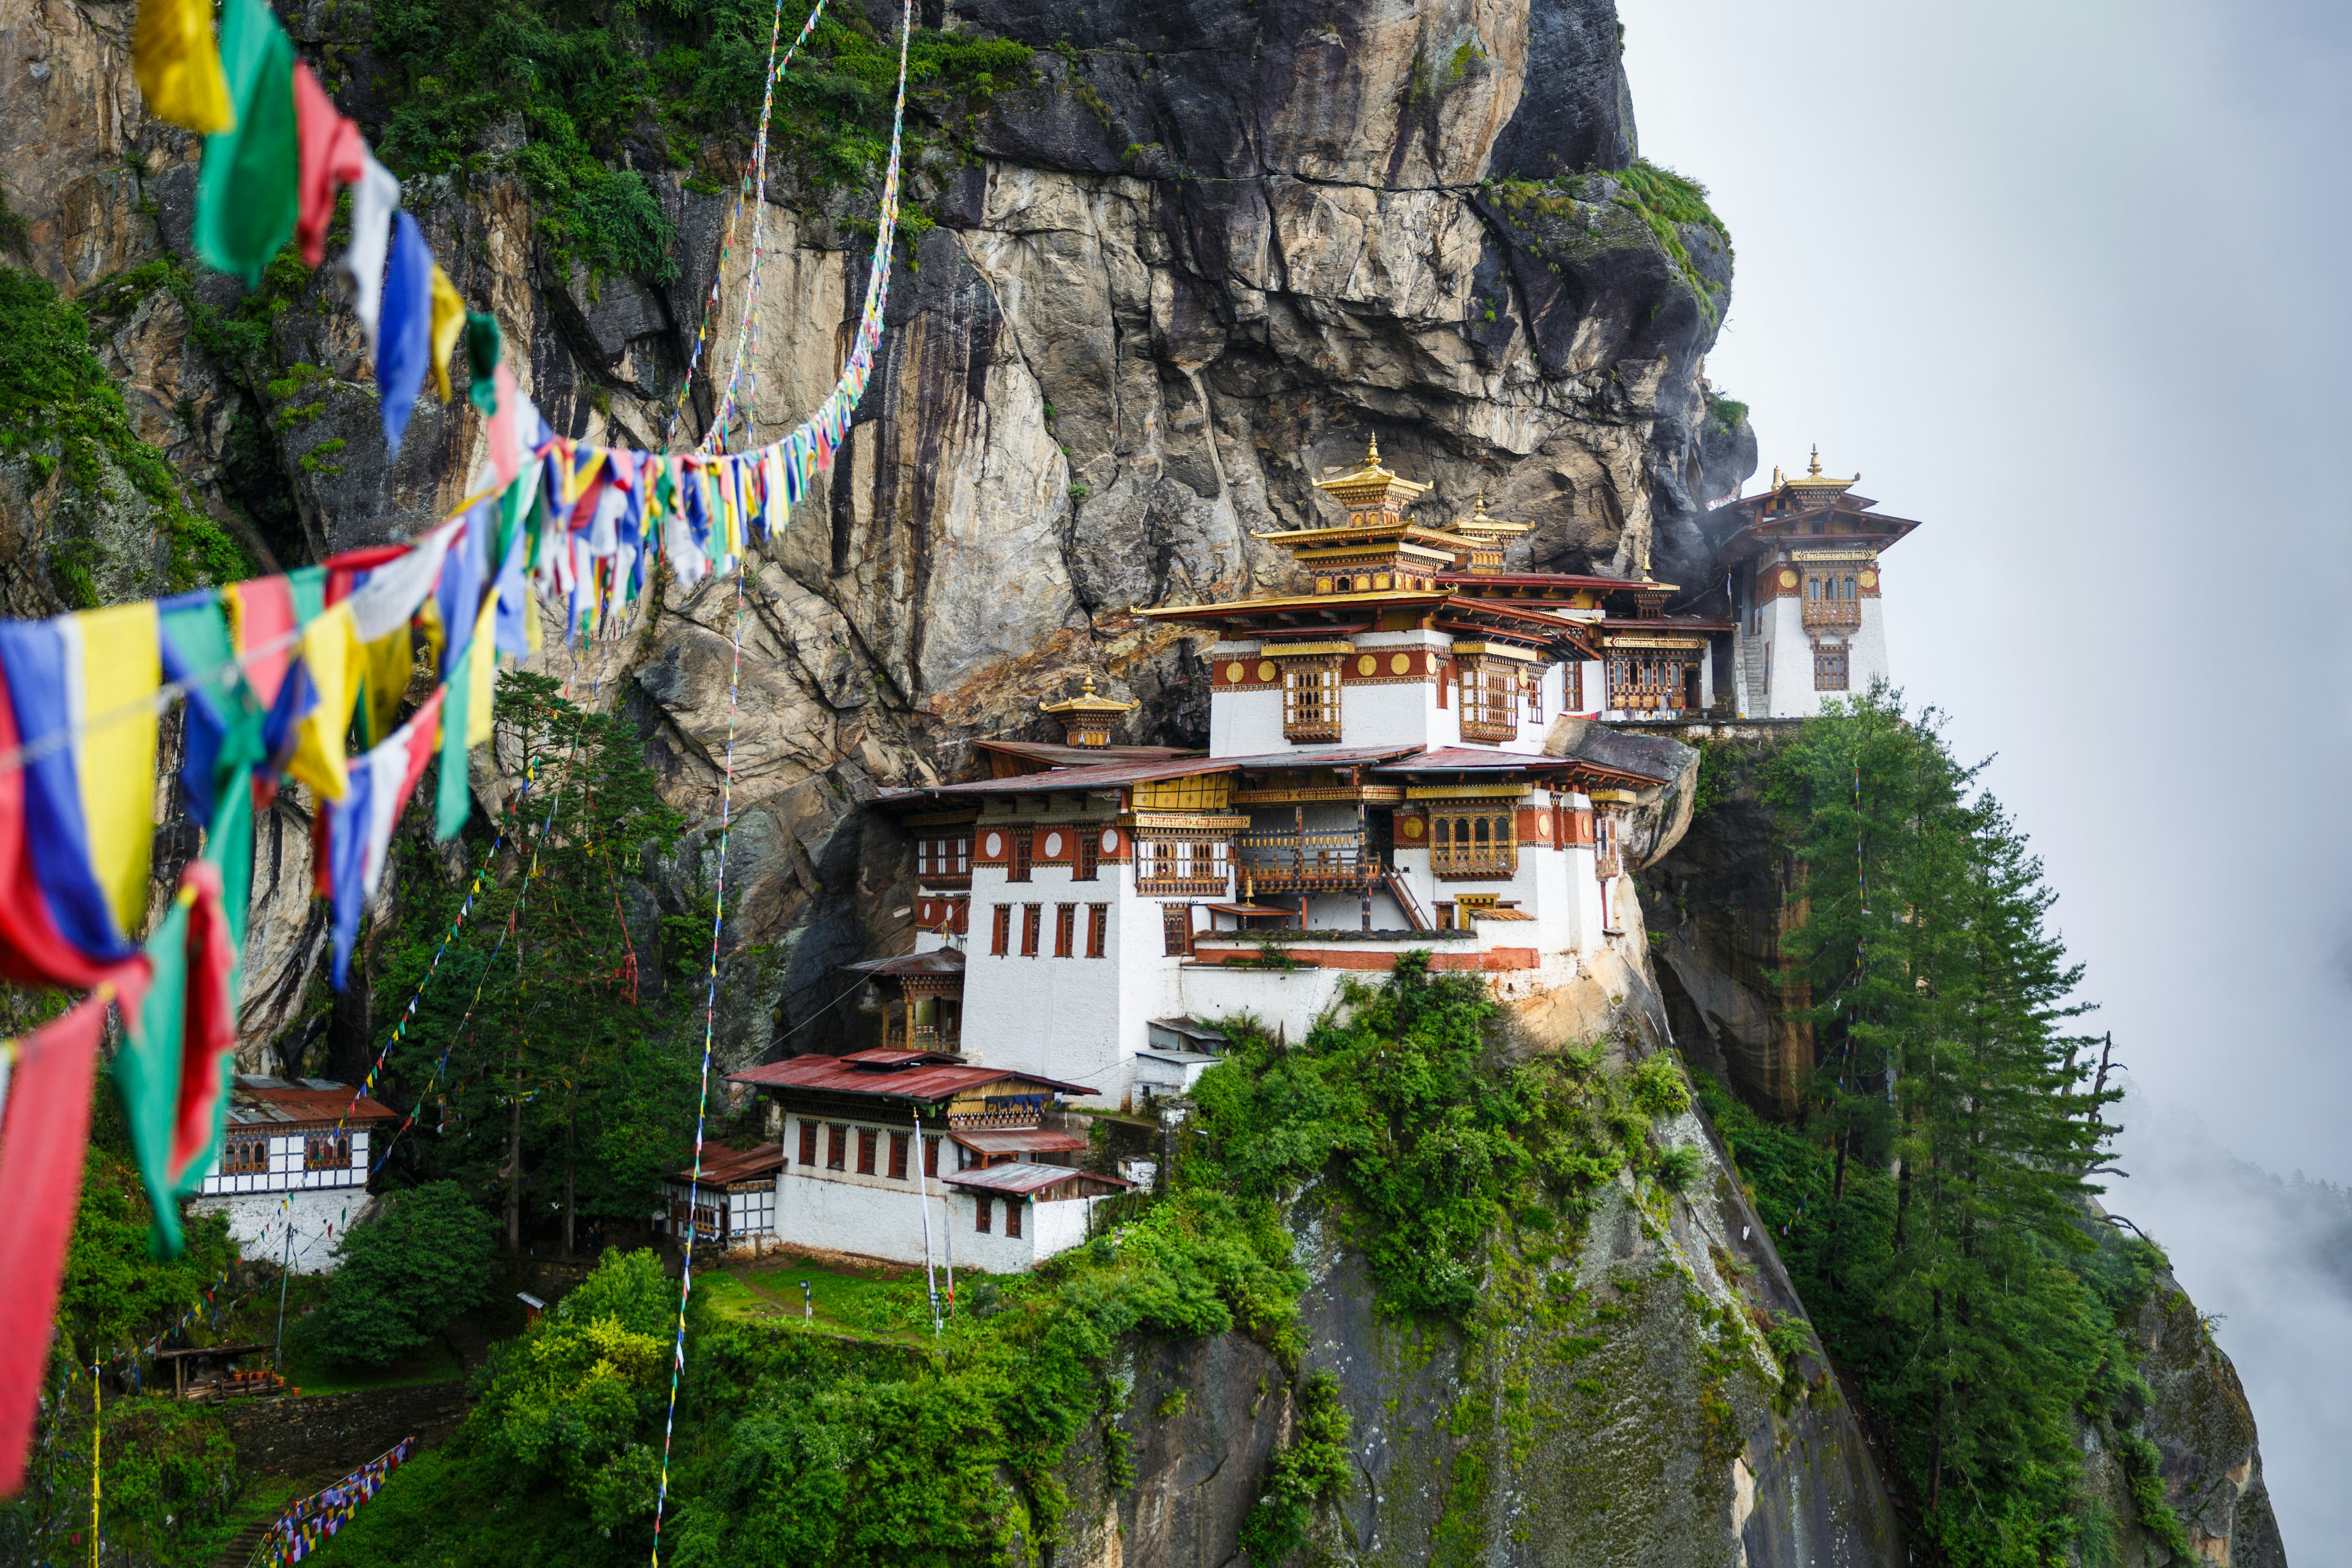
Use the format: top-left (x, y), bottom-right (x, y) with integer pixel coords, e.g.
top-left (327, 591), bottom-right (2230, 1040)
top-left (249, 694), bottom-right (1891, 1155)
top-left (300, 1183), bottom-right (497, 1366)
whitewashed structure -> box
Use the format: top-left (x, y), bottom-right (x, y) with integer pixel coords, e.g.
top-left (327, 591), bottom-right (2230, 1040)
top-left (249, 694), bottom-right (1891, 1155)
top-left (186, 1077), bottom-right (396, 1275)
top-left (1714, 450), bottom-right (1922, 718)
top-left (715, 442), bottom-right (1733, 1274)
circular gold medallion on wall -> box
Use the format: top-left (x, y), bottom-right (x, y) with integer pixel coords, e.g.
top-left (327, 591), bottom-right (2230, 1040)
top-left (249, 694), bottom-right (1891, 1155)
top-left (1778, 567), bottom-right (1798, 589)
top-left (1256, 661), bottom-right (1276, 683)
top-left (1357, 655), bottom-right (1376, 676)
top-left (1390, 652), bottom-right (1411, 674)
top-left (1224, 662), bottom-right (1245, 683)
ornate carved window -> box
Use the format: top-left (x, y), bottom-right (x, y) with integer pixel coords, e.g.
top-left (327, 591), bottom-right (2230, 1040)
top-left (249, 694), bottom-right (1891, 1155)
top-left (1813, 643), bottom-right (1850, 691)
top-left (1087, 903), bottom-right (1109, 958)
top-left (1054, 903), bottom-right (1077, 958)
top-left (1020, 903), bottom-right (1042, 956)
top-left (1457, 657), bottom-right (1519, 742)
top-left (1562, 661), bottom-right (1584, 711)
top-left (1162, 903), bottom-right (1194, 957)
top-left (224, 1137), bottom-right (270, 1175)
top-left (1606, 653), bottom-right (1699, 714)
top-left (1802, 572), bottom-right (1861, 631)
top-left (857, 1128), bottom-right (879, 1175)
top-left (1428, 809), bottom-right (1518, 880)
top-left (990, 904), bottom-right (1011, 956)
top-left (1134, 835), bottom-right (1231, 896)
top-left (1007, 829), bottom-right (1033, 883)
top-left (1525, 668), bottom-right (1544, 726)
top-left (1281, 657), bottom-right (1343, 742)
top-left (303, 1133), bottom-right (350, 1170)
top-left (1074, 832), bottom-right (1099, 881)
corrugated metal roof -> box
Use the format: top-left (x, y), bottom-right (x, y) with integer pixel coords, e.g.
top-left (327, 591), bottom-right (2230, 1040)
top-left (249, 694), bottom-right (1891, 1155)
top-left (841, 951), bottom-right (967, 978)
top-left (941, 1161), bottom-right (1133, 1196)
top-left (1375, 748), bottom-right (1579, 773)
top-left (873, 744), bottom-right (1422, 802)
top-left (951, 1128), bottom-right (1093, 1156)
top-left (726, 1055), bottom-right (1098, 1102)
top-left (973, 739), bottom-right (1199, 766)
top-left (224, 1076), bottom-right (394, 1126)
top-left (673, 1143), bottom-right (788, 1185)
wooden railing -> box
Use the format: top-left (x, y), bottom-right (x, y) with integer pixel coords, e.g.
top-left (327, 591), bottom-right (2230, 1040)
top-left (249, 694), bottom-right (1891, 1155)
top-left (1236, 828), bottom-right (1380, 891)
top-left (1431, 843), bottom-right (1518, 880)
top-left (1802, 598), bottom-right (1861, 631)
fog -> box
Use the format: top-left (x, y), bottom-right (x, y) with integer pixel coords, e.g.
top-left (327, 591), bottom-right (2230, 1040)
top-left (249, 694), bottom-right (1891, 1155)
top-left (1619, 0), bottom-right (2352, 1553)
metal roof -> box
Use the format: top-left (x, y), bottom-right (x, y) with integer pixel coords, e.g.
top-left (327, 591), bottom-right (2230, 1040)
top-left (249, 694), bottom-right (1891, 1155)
top-left (974, 739), bottom-right (1199, 767)
top-left (841, 950), bottom-right (967, 978)
top-left (726, 1055), bottom-right (1098, 1102)
top-left (950, 1128), bottom-right (1093, 1156)
top-left (940, 1161), bottom-right (1134, 1196)
top-left (224, 1076), bottom-right (394, 1126)
top-left (1147, 1015), bottom-right (1231, 1046)
top-left (1374, 748), bottom-right (1581, 774)
top-left (873, 744), bottom-right (1423, 803)
top-left (672, 1143), bottom-right (789, 1185)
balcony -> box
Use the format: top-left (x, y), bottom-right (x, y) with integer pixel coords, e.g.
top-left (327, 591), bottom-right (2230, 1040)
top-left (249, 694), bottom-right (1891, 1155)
top-left (1136, 872), bottom-right (1234, 897)
top-left (1236, 827), bottom-right (1381, 892)
top-left (1430, 843), bottom-right (1518, 880)
top-left (1802, 598), bottom-right (1861, 632)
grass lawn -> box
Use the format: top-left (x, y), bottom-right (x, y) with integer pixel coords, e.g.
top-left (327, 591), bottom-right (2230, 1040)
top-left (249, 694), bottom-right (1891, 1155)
top-left (734, 1254), bottom-right (959, 1340)
top-left (277, 1338), bottom-right (466, 1396)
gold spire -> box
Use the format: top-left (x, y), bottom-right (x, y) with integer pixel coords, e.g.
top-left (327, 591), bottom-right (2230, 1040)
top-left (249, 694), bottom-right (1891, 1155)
top-left (1041, 674), bottom-right (1137, 747)
top-left (1781, 445), bottom-right (1860, 496)
top-left (1807, 445), bottom-right (1822, 477)
top-left (1310, 434), bottom-right (1430, 513)
top-left (1366, 434), bottom-right (1381, 464)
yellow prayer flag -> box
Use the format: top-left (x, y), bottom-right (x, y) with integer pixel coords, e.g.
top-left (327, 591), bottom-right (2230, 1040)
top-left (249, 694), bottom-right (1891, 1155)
top-left (428, 266), bottom-right (466, 403)
top-left (356, 622), bottom-right (413, 748)
top-left (133, 0), bottom-right (234, 135)
top-left (463, 596), bottom-right (496, 748)
top-left (71, 602), bottom-right (161, 937)
top-left (285, 601), bottom-right (355, 802)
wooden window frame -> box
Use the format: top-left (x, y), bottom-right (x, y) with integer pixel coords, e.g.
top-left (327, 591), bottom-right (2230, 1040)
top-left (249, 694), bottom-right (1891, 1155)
top-left (857, 1128), bottom-right (879, 1175)
top-left (924, 1134), bottom-right (940, 1178)
top-left (1008, 829), bottom-right (1033, 883)
top-left (917, 834), bottom-right (972, 886)
top-left (303, 1133), bottom-right (351, 1171)
top-left (1457, 657), bottom-right (1519, 743)
top-left (1020, 903), bottom-right (1042, 957)
top-left (1525, 668), bottom-right (1544, 725)
top-left (975, 1195), bottom-right (993, 1233)
top-left (1428, 809), bottom-right (1520, 880)
top-left (1005, 1199), bottom-right (1023, 1240)
top-left (1563, 661), bottom-right (1583, 711)
top-left (1087, 903), bottom-right (1109, 959)
top-left (1074, 832), bottom-right (1099, 881)
top-left (826, 1125), bottom-right (848, 1171)
top-left (1280, 657), bottom-right (1343, 743)
top-left (224, 1137), bottom-right (270, 1175)
top-left (1162, 903), bottom-right (1193, 957)
top-left (1054, 903), bottom-right (1077, 957)
top-left (1813, 642), bottom-right (1850, 691)
top-left (799, 1119), bottom-right (819, 1169)
top-left (990, 903), bottom-right (1012, 956)
top-left (889, 1131), bottom-right (910, 1180)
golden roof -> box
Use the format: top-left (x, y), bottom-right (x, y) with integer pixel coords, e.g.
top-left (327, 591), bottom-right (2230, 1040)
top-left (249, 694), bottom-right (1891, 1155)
top-left (1454, 488), bottom-right (1531, 541)
top-left (1771, 445), bottom-right (1861, 496)
top-left (1310, 435), bottom-right (1432, 513)
top-left (1039, 674), bottom-right (1138, 717)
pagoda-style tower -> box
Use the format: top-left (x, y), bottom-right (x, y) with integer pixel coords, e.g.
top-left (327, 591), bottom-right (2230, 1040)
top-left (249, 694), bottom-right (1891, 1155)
top-left (1712, 447), bottom-right (1923, 718)
top-left (1041, 676), bottom-right (1138, 748)
top-left (1452, 490), bottom-right (1531, 575)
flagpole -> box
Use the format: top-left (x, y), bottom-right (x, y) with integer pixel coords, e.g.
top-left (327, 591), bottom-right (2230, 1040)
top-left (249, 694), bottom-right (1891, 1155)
top-left (89, 1360), bottom-right (99, 1568)
top-left (273, 1196), bottom-right (295, 1370)
top-left (912, 1108), bottom-right (939, 1341)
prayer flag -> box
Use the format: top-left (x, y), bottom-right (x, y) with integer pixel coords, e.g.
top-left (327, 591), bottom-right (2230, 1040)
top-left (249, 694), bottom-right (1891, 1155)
top-left (0, 669), bottom-right (134, 989)
top-left (376, 212), bottom-right (433, 454)
top-left (0, 619), bottom-right (140, 965)
top-left (292, 63), bottom-right (363, 267)
top-left (433, 594), bottom-right (497, 840)
top-left (428, 265), bottom-right (464, 403)
top-left (466, 313), bottom-right (501, 416)
top-left (483, 363), bottom-right (522, 488)
top-left (284, 600), bottom-right (357, 802)
top-left (118, 858), bottom-right (238, 1256)
top-left (0, 987), bottom-right (141, 1493)
top-left (341, 153), bottom-right (401, 358)
top-left (65, 602), bottom-right (162, 939)
top-left (192, 0), bottom-right (296, 286)
top-left (326, 687), bottom-right (442, 987)
top-left (132, 0), bottom-right (233, 135)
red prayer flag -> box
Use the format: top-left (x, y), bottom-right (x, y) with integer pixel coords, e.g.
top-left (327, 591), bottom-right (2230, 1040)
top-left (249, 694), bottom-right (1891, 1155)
top-left (293, 64), bottom-right (365, 268)
top-left (0, 987), bottom-right (135, 1493)
top-left (164, 859), bottom-right (239, 1188)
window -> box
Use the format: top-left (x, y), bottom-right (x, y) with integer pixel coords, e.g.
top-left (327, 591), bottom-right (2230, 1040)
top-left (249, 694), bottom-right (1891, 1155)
top-left (925, 1135), bottom-right (940, 1178)
top-left (224, 1137), bottom-right (270, 1175)
top-left (1075, 832), bottom-right (1099, 881)
top-left (991, 904), bottom-right (1012, 956)
top-left (857, 1128), bottom-right (878, 1175)
top-left (1008, 829), bottom-right (1033, 883)
top-left (1087, 903), bottom-right (1109, 959)
top-left (916, 834), bottom-right (971, 884)
top-left (976, 1196), bottom-right (992, 1233)
top-left (1054, 904), bottom-right (1076, 957)
top-left (1525, 669), bottom-right (1544, 725)
top-left (1135, 836), bottom-right (1232, 895)
top-left (1562, 662), bottom-right (1583, 711)
top-left (1163, 903), bottom-right (1193, 957)
top-left (1005, 1199), bottom-right (1023, 1240)
top-left (1457, 657), bottom-right (1519, 742)
top-left (1280, 657), bottom-right (1342, 742)
top-left (826, 1125), bottom-right (847, 1170)
top-left (1606, 653), bottom-right (1696, 714)
top-left (798, 1119), bottom-right (818, 1168)
top-left (889, 1131), bottom-right (910, 1180)
top-left (1021, 903), bottom-right (1042, 957)
top-left (1428, 809), bottom-right (1518, 880)
top-left (1814, 643), bottom-right (1850, 691)
top-left (303, 1133), bottom-right (350, 1170)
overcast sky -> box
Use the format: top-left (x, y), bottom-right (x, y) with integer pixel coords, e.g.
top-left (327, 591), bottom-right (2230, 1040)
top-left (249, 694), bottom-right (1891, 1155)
top-left (1618, 0), bottom-right (2352, 1551)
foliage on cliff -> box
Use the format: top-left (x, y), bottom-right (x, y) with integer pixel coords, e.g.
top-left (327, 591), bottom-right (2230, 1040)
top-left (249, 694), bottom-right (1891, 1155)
top-left (300, 960), bottom-right (1698, 1566)
top-left (1700, 690), bottom-right (2180, 1564)
top-left (0, 264), bottom-right (251, 606)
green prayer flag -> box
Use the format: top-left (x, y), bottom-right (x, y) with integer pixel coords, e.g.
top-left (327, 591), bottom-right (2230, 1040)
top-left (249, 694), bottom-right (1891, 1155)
top-left (434, 632), bottom-right (477, 840)
top-left (466, 312), bottom-right (502, 415)
top-left (192, 0), bottom-right (298, 287)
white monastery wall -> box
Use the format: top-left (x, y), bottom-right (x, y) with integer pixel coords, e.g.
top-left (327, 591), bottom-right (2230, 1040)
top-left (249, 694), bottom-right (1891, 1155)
top-left (190, 1187), bottom-right (377, 1276)
top-left (1179, 962), bottom-right (1351, 1041)
top-left (1849, 598), bottom-right (1890, 695)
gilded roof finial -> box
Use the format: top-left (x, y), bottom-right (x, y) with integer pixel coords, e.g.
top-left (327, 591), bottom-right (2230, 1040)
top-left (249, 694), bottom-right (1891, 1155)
top-left (1366, 434), bottom-right (1382, 466)
top-left (1807, 445), bottom-right (1823, 478)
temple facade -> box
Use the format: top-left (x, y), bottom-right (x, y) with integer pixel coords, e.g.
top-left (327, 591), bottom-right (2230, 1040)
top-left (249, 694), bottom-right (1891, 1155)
top-left (715, 440), bottom-right (1921, 1273)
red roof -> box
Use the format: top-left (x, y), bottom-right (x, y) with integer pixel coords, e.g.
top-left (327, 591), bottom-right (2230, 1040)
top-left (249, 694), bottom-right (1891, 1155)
top-left (941, 1162), bottom-right (1133, 1196)
top-left (951, 1128), bottom-right (1093, 1156)
top-left (873, 744), bottom-right (1420, 802)
top-left (225, 1077), bottom-right (396, 1126)
top-left (671, 1143), bottom-right (788, 1185)
top-left (974, 739), bottom-right (1199, 769)
top-left (1376, 748), bottom-right (1580, 772)
top-left (726, 1055), bottom-right (1098, 1102)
